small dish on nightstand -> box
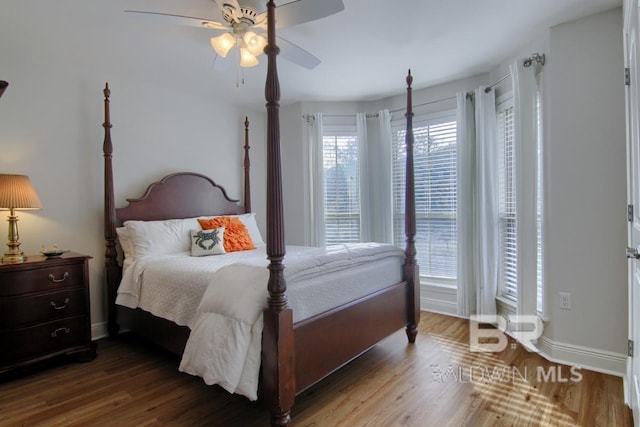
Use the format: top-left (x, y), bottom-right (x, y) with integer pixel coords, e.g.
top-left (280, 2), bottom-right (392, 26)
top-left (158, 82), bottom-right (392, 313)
top-left (41, 250), bottom-right (69, 259)
top-left (40, 245), bottom-right (69, 259)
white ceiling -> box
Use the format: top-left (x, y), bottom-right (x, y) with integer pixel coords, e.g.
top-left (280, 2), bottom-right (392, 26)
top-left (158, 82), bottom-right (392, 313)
top-left (125, 0), bottom-right (622, 108)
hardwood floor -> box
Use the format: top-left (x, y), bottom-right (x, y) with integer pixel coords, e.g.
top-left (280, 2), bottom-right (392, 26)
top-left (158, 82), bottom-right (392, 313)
top-left (0, 312), bottom-right (632, 426)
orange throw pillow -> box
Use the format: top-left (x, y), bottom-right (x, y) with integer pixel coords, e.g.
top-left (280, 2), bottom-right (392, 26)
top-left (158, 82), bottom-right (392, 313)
top-left (198, 216), bottom-right (256, 252)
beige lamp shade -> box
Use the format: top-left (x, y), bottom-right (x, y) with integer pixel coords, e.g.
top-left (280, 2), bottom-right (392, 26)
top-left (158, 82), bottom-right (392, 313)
top-left (0, 174), bottom-right (42, 210)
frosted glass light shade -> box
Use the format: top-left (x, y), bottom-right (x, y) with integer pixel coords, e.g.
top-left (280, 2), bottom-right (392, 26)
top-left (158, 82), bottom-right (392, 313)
top-left (240, 48), bottom-right (259, 67)
top-left (243, 32), bottom-right (267, 56)
top-left (210, 33), bottom-right (236, 58)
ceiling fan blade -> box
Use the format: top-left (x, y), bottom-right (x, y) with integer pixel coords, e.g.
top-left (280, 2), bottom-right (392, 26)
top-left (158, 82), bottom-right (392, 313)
top-left (254, 12), bottom-right (267, 30)
top-left (125, 10), bottom-right (229, 30)
top-left (277, 36), bottom-right (320, 69)
top-left (275, 0), bottom-right (344, 28)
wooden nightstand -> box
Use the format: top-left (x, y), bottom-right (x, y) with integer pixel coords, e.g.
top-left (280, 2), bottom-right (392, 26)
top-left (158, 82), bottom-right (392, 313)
top-left (0, 252), bottom-right (96, 374)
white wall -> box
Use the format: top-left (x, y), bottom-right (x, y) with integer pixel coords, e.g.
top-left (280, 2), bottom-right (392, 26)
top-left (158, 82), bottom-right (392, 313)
top-left (0, 0), bottom-right (263, 336)
top-left (544, 8), bottom-right (628, 360)
top-left (280, 103), bottom-right (306, 245)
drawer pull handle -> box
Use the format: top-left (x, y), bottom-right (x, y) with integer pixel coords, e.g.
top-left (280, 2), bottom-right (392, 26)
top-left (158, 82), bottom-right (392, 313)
top-left (50, 298), bottom-right (70, 310)
top-left (51, 327), bottom-right (71, 337)
top-left (48, 272), bottom-right (69, 283)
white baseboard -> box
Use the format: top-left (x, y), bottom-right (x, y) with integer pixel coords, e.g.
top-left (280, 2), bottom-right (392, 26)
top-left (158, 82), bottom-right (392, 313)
top-left (91, 322), bottom-right (109, 341)
top-left (536, 335), bottom-right (626, 377)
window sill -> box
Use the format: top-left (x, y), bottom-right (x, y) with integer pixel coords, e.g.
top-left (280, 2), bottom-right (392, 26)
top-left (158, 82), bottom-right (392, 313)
top-left (420, 277), bottom-right (456, 290)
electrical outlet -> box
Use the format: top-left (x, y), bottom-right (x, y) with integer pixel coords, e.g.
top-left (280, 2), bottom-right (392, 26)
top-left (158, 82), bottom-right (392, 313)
top-left (559, 292), bottom-right (571, 309)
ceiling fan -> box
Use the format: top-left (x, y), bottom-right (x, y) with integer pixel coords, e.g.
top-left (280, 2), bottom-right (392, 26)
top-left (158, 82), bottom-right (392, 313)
top-left (125, 0), bottom-right (345, 70)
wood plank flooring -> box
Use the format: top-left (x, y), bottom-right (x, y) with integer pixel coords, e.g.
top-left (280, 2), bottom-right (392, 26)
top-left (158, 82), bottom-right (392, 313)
top-left (0, 312), bottom-right (632, 426)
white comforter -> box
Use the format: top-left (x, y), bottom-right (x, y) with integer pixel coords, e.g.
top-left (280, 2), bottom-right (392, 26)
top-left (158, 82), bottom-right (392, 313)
top-left (116, 243), bottom-right (404, 400)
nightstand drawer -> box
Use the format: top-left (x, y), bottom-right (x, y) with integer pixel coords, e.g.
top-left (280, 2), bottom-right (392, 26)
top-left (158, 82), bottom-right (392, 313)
top-left (0, 316), bottom-right (88, 364)
top-left (0, 263), bottom-right (85, 296)
top-left (0, 288), bottom-right (86, 329)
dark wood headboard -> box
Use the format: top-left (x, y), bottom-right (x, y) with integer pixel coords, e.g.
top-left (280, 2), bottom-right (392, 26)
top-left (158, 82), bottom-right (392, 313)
top-left (116, 173), bottom-right (245, 225)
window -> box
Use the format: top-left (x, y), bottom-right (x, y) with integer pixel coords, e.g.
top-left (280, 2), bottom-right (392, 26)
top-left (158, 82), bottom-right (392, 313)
top-left (392, 113), bottom-right (457, 282)
top-left (323, 127), bottom-right (360, 245)
top-left (497, 101), bottom-right (517, 299)
top-left (497, 95), bottom-right (544, 313)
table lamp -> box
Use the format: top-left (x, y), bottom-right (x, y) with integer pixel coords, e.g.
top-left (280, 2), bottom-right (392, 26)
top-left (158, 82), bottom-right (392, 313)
top-left (0, 174), bottom-right (42, 263)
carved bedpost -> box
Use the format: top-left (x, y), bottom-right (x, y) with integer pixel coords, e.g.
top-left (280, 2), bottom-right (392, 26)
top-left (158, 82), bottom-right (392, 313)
top-left (261, 2), bottom-right (295, 427)
top-left (244, 116), bottom-right (252, 213)
top-left (103, 83), bottom-right (121, 338)
top-left (404, 70), bottom-right (420, 343)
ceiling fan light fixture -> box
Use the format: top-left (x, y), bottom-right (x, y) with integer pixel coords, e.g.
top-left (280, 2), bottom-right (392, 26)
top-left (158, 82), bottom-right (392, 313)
top-left (210, 33), bottom-right (236, 58)
top-left (240, 48), bottom-right (259, 67)
top-left (243, 31), bottom-right (266, 56)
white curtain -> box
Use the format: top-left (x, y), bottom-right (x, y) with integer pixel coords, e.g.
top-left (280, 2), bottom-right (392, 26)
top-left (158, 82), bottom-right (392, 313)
top-left (356, 113), bottom-right (371, 242)
top-left (537, 68), bottom-right (546, 321)
top-left (475, 86), bottom-right (499, 316)
top-left (376, 110), bottom-right (394, 244)
top-left (456, 92), bottom-right (476, 317)
top-left (512, 59), bottom-right (540, 319)
top-left (308, 113), bottom-right (325, 247)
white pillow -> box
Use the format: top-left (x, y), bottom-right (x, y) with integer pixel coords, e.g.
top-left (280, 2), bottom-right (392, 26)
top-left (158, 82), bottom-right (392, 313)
top-left (190, 227), bottom-right (226, 256)
top-left (237, 213), bottom-right (264, 245)
top-left (116, 227), bottom-right (135, 259)
top-left (124, 217), bottom-right (200, 258)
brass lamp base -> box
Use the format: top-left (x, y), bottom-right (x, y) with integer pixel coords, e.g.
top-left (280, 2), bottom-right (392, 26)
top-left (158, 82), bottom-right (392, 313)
top-left (1, 250), bottom-right (24, 264)
top-left (3, 210), bottom-right (25, 263)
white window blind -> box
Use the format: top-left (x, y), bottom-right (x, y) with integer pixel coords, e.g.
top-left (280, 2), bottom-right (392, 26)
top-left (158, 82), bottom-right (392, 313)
top-left (392, 114), bottom-right (457, 281)
top-left (497, 104), bottom-right (517, 299)
top-left (323, 133), bottom-right (360, 245)
top-left (536, 94), bottom-right (544, 314)
top-left (498, 95), bottom-right (544, 312)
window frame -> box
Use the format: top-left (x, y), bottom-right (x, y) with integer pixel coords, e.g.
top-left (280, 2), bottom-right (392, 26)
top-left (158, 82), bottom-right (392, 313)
top-left (321, 122), bottom-right (361, 245)
top-left (391, 109), bottom-right (458, 286)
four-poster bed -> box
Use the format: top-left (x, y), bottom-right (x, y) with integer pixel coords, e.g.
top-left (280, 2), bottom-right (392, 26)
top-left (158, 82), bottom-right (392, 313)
top-left (102, 2), bottom-right (419, 426)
